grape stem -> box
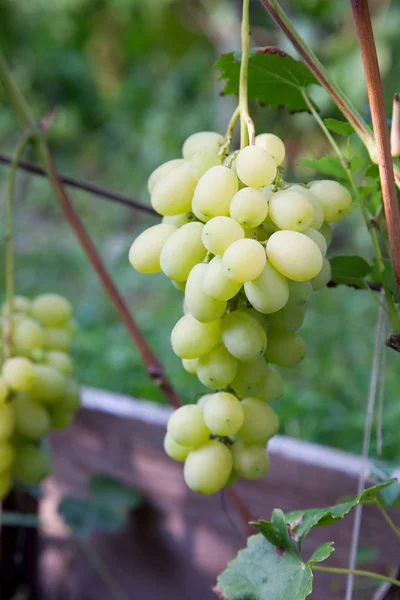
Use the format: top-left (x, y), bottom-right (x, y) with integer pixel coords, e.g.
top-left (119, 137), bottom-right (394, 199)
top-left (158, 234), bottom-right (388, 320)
top-left (3, 133), bottom-right (32, 361)
top-left (239, 0), bottom-right (255, 148)
top-left (301, 89), bottom-right (400, 335)
top-left (374, 500), bottom-right (400, 543)
top-left (312, 565), bottom-right (400, 588)
top-left (219, 105), bottom-right (241, 159)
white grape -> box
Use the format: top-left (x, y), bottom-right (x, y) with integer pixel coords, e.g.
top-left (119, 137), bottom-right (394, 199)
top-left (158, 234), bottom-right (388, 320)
top-left (303, 227), bottom-right (327, 256)
top-left (289, 185), bottom-right (324, 230)
top-left (31, 294), bottom-right (72, 327)
top-left (232, 440), bottom-right (269, 480)
top-left (171, 313), bottom-right (221, 359)
top-left (222, 239), bottom-right (266, 283)
top-left (285, 280), bottom-right (313, 310)
top-left (202, 216), bottom-right (244, 255)
top-left (254, 365), bottom-right (284, 402)
top-left (229, 188), bottom-right (268, 228)
top-left (160, 222), bottom-right (206, 281)
top-left (222, 311), bottom-right (267, 362)
top-left (239, 398), bottom-right (279, 444)
top-left (167, 405), bottom-right (210, 447)
top-left (129, 223), bottom-right (177, 274)
top-left (190, 151), bottom-right (221, 180)
top-left (266, 230), bottom-right (323, 281)
top-left (236, 145), bottom-right (277, 188)
top-left (164, 432), bottom-right (191, 462)
top-left (184, 264), bottom-right (227, 323)
top-left (2, 357), bottom-right (35, 392)
top-left (151, 164), bottom-right (197, 216)
top-left (182, 358), bottom-right (198, 375)
top-left (162, 213), bottom-right (193, 227)
top-left (148, 159), bottom-right (185, 194)
top-left (182, 131), bottom-right (224, 160)
top-left (202, 256), bottom-right (243, 302)
top-left (232, 358), bottom-right (268, 398)
top-left (269, 189), bottom-right (313, 231)
top-left (184, 440), bottom-right (233, 494)
top-left (266, 331), bottom-right (306, 368)
top-left (319, 222), bottom-right (333, 247)
top-left (203, 391), bottom-right (244, 436)
top-left (255, 133), bottom-right (285, 166)
top-left (309, 180), bottom-right (352, 222)
top-left (244, 261), bottom-right (289, 314)
top-left (197, 344), bottom-right (238, 389)
top-left (191, 166), bottom-right (238, 221)
top-left (267, 304), bottom-right (305, 333)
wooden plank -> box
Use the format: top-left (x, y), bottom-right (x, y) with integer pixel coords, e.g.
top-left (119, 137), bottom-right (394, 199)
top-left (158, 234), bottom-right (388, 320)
top-left (37, 390), bottom-right (400, 600)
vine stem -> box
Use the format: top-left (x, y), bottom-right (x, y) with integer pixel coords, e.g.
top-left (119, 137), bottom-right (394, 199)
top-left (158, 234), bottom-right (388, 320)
top-left (350, 0), bottom-right (400, 303)
top-left (302, 89), bottom-right (400, 334)
top-left (219, 105), bottom-right (240, 159)
top-left (0, 48), bottom-right (253, 529)
top-left (239, 0), bottom-right (255, 148)
top-left (257, 0), bottom-right (400, 189)
top-left (374, 500), bottom-right (400, 543)
top-left (312, 565), bottom-right (400, 588)
top-left (3, 134), bottom-right (31, 360)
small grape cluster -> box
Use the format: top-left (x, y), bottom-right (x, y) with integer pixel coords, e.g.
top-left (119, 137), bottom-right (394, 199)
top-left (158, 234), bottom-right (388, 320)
top-left (0, 293), bottom-right (81, 497)
top-left (129, 130), bottom-right (352, 494)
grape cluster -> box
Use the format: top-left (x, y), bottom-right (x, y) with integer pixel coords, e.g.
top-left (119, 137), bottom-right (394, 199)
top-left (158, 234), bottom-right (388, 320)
top-left (0, 293), bottom-right (81, 497)
top-left (129, 130), bottom-right (352, 494)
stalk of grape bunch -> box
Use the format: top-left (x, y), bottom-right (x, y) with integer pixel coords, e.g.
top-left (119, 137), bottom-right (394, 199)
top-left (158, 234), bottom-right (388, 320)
top-left (128, 0), bottom-right (352, 496)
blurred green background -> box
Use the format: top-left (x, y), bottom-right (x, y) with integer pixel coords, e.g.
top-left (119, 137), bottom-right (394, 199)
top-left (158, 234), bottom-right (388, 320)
top-left (0, 0), bottom-right (399, 459)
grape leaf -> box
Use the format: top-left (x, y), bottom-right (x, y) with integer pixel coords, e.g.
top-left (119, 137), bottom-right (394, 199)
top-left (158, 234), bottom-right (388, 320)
top-left (89, 473), bottom-right (142, 513)
top-left (350, 156), bottom-right (366, 174)
top-left (370, 258), bottom-right (398, 302)
top-left (324, 118), bottom-right (354, 136)
top-left (284, 480), bottom-right (396, 547)
top-left (369, 463), bottom-right (400, 506)
top-left (330, 255), bottom-right (372, 288)
top-left (216, 47), bottom-right (320, 113)
top-left (254, 509), bottom-right (299, 552)
top-left (299, 156), bottom-right (347, 180)
top-left (216, 519), bottom-right (313, 600)
top-left (309, 542), bottom-right (335, 566)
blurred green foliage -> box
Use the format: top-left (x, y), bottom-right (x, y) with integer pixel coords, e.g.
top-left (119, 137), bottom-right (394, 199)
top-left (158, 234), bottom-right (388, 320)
top-left (0, 0), bottom-right (400, 459)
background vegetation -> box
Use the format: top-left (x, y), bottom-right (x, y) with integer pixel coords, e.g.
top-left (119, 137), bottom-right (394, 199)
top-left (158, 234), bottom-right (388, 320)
top-left (1, 0), bottom-right (400, 458)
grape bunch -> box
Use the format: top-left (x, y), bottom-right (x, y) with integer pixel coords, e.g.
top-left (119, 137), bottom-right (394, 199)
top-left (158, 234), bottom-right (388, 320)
top-left (0, 293), bottom-right (81, 497)
top-left (129, 130), bottom-right (352, 494)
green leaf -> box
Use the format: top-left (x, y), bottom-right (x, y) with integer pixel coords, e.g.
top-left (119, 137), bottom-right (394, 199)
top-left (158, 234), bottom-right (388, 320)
top-left (330, 255), bottom-right (372, 288)
top-left (366, 163), bottom-right (379, 178)
top-left (216, 47), bottom-right (320, 113)
top-left (1, 511), bottom-right (39, 528)
top-left (299, 156), bottom-right (347, 179)
top-left (369, 463), bottom-right (400, 506)
top-left (89, 473), bottom-right (142, 513)
top-left (350, 156), bottom-right (366, 174)
top-left (285, 480), bottom-right (396, 547)
top-left (324, 118), bottom-right (354, 136)
top-left (253, 509), bottom-right (299, 553)
top-left (58, 496), bottom-right (124, 538)
top-left (309, 542), bottom-right (335, 566)
top-left (370, 258), bottom-right (398, 302)
top-left (215, 533), bottom-right (313, 600)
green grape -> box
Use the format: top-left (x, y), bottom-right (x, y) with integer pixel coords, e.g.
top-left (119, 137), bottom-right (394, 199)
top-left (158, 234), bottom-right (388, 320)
top-left (160, 222), bottom-right (206, 282)
top-left (47, 405), bottom-right (74, 429)
top-left (182, 131), bottom-right (224, 160)
top-left (184, 440), bottom-right (233, 494)
top-left (0, 471), bottom-right (11, 499)
top-left (244, 261), bottom-right (289, 314)
top-left (202, 216), bottom-right (244, 255)
top-left (171, 313), bottom-right (221, 359)
top-left (162, 213), bottom-right (193, 228)
top-left (12, 393), bottom-right (50, 440)
top-left (309, 180), bottom-right (352, 222)
top-left (2, 357), bottom-right (35, 392)
top-left (236, 145), bottom-right (277, 188)
top-left (182, 358), bottom-right (198, 375)
top-left (191, 166), bottom-right (238, 221)
top-left (0, 404), bottom-right (14, 441)
top-left (222, 239), bottom-right (266, 283)
top-left (285, 280), bottom-right (313, 310)
top-left (151, 164), bottom-right (197, 216)
top-left (184, 264), bottom-right (227, 323)
top-left (190, 151), bottom-right (221, 180)
top-left (164, 432), bottom-right (191, 462)
top-left (267, 304), bottom-right (305, 333)
top-left (229, 188), bottom-right (268, 228)
top-left (311, 257), bottom-right (332, 291)
top-left (303, 227), bottom-right (327, 256)
top-left (289, 185), bottom-right (324, 230)
top-left (62, 379), bottom-right (81, 412)
top-left (222, 311), bottom-right (267, 362)
top-left (13, 443), bottom-right (51, 485)
top-left (12, 318), bottom-right (44, 354)
top-left (266, 331), bottom-right (306, 368)
top-left (269, 189), bottom-right (313, 232)
top-left (202, 256), bottom-right (243, 302)
top-left (147, 159), bottom-right (185, 194)
top-left (259, 214), bottom-right (278, 236)
top-left (255, 133), bottom-right (285, 166)
top-left (0, 443), bottom-right (14, 472)
top-left (46, 351), bottom-right (73, 376)
top-left (232, 440), bottom-right (269, 480)
top-left (196, 344), bottom-right (238, 389)
top-left (196, 393), bottom-right (214, 409)
top-left (319, 222), bottom-right (333, 247)
top-left (31, 365), bottom-right (66, 403)
top-left (0, 378), bottom-right (9, 404)
top-left (267, 231), bottom-right (323, 281)
top-left (167, 405), bottom-right (210, 447)
top-left (239, 398), bottom-right (279, 444)
top-left (232, 358), bottom-right (268, 397)
top-left (129, 223), bottom-right (177, 274)
top-left (254, 365), bottom-right (284, 402)
top-left (2, 295), bottom-right (31, 315)
top-left (243, 227), bottom-right (257, 239)
top-left (203, 391), bottom-right (244, 436)
top-left (43, 327), bottom-right (73, 352)
top-left (31, 294), bottom-right (72, 327)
